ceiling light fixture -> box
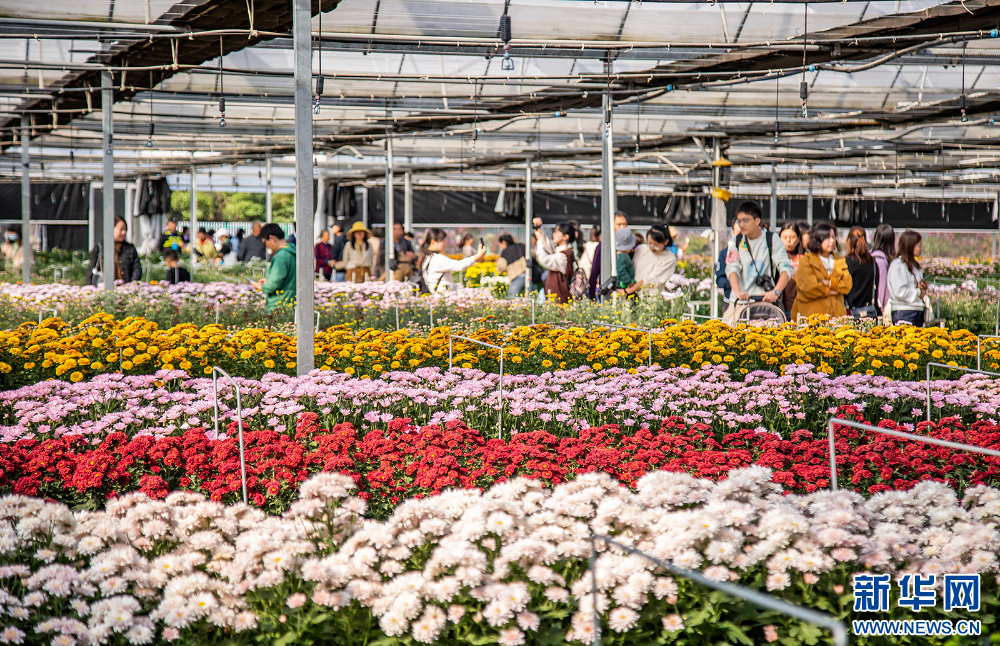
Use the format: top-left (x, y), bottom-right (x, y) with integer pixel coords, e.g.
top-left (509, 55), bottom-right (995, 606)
top-left (314, 8), bottom-right (324, 114)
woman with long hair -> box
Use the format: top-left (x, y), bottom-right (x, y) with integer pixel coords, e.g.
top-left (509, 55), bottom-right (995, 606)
top-left (844, 226), bottom-right (877, 318)
top-left (633, 224), bottom-right (677, 288)
top-left (791, 222), bottom-right (852, 320)
top-left (779, 222), bottom-right (804, 318)
top-left (534, 221), bottom-right (577, 303)
top-left (422, 228), bottom-right (486, 292)
top-left (578, 226), bottom-right (601, 281)
top-left (870, 224), bottom-right (895, 312)
top-left (86, 216), bottom-right (142, 286)
top-left (887, 229), bottom-right (927, 326)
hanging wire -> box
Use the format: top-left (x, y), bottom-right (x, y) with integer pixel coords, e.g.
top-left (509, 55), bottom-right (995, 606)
top-left (218, 37), bottom-right (226, 127)
top-left (960, 38), bottom-right (968, 122)
top-left (635, 93), bottom-right (641, 154)
top-left (774, 73), bottom-right (779, 146)
top-left (800, 2), bottom-right (809, 117)
top-left (147, 70), bottom-right (154, 147)
top-left (315, 8), bottom-right (324, 114)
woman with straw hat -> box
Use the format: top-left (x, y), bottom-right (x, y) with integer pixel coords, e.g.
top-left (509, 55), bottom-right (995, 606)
top-left (336, 221), bottom-right (374, 283)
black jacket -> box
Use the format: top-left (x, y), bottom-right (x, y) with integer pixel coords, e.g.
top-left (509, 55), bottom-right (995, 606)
top-left (237, 235), bottom-right (267, 262)
top-left (86, 242), bottom-right (142, 286)
top-left (164, 266), bottom-right (191, 284)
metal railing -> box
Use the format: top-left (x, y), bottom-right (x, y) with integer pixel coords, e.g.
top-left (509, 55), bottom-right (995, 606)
top-left (976, 335), bottom-right (1000, 370)
top-left (589, 322), bottom-right (654, 367)
top-left (925, 362), bottom-right (1000, 422)
top-left (681, 312), bottom-right (720, 322)
top-left (294, 309), bottom-right (321, 333)
top-left (826, 417), bottom-right (1000, 492)
top-left (448, 335), bottom-right (504, 437)
top-left (212, 366), bottom-right (247, 505)
top-left (589, 534), bottom-right (848, 646)
top-left (38, 307), bottom-right (58, 324)
top-left (520, 296), bottom-right (536, 325)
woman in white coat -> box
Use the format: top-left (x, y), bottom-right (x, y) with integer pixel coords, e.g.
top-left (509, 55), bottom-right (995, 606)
top-left (887, 229), bottom-right (928, 326)
top-left (633, 224), bottom-right (678, 288)
top-left (421, 228), bottom-right (486, 293)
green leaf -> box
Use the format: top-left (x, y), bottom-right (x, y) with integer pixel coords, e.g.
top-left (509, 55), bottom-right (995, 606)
top-left (273, 631), bottom-right (298, 646)
top-left (719, 621), bottom-right (753, 646)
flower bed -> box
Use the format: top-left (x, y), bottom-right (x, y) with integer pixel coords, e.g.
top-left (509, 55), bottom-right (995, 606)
top-left (5, 406), bottom-right (1000, 516)
top-left (0, 314), bottom-right (991, 389)
top-left (2, 469), bottom-right (996, 646)
top-left (5, 364), bottom-right (1000, 445)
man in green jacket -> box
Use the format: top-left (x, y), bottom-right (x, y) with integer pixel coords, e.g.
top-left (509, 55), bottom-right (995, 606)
top-left (252, 223), bottom-right (296, 312)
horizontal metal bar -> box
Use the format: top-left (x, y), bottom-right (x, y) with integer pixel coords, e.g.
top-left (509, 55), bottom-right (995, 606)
top-left (0, 219), bottom-right (88, 225)
top-left (0, 17), bottom-right (184, 33)
top-left (827, 417), bottom-right (1000, 492)
top-left (592, 534), bottom-right (848, 646)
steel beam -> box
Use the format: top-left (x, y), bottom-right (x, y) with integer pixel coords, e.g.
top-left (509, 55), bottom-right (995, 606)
top-left (293, 0), bottom-right (315, 377)
top-left (20, 114), bottom-right (31, 284)
top-left (384, 134), bottom-right (394, 282)
top-left (189, 166), bottom-right (197, 267)
top-left (525, 159), bottom-right (532, 298)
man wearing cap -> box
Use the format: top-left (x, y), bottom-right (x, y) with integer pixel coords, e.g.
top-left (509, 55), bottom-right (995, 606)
top-left (614, 227), bottom-right (644, 296)
top-left (237, 221), bottom-right (267, 262)
top-left (156, 218), bottom-right (185, 253)
top-left (193, 227), bottom-right (217, 263)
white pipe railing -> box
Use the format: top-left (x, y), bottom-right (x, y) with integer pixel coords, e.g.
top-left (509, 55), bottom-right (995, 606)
top-left (448, 335), bottom-right (504, 437)
top-left (589, 534), bottom-right (848, 646)
top-left (212, 366), bottom-right (247, 505)
top-left (925, 362), bottom-right (1000, 422)
top-left (825, 417), bottom-right (1000, 492)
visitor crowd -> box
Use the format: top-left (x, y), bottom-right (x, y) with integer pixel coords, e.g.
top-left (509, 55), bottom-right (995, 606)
top-left (0, 200), bottom-right (932, 326)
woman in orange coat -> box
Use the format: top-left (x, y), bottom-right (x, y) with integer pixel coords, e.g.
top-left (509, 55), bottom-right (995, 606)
top-left (791, 222), bottom-right (852, 320)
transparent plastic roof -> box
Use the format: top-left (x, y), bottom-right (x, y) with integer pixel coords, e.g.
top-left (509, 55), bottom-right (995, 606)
top-left (0, 0), bottom-right (997, 196)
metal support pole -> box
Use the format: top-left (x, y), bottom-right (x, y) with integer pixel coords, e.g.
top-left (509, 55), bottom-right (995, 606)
top-left (212, 367), bottom-right (246, 505)
top-left (524, 158), bottom-right (533, 298)
top-left (806, 175), bottom-right (814, 226)
top-left (769, 165), bottom-right (778, 230)
top-left (265, 158), bottom-right (273, 223)
top-left (925, 362), bottom-right (1000, 422)
top-left (385, 134), bottom-right (394, 282)
top-left (189, 166), bottom-right (197, 267)
top-left (20, 114), bottom-right (32, 284)
top-left (102, 70), bottom-right (115, 293)
top-left (87, 183), bottom-right (95, 252)
top-left (403, 171), bottom-right (413, 233)
top-left (600, 84), bottom-right (616, 293)
top-left (293, 0), bottom-right (315, 377)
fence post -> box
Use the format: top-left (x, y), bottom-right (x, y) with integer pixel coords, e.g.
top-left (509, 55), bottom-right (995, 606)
top-left (38, 307), bottom-right (58, 324)
top-left (213, 367), bottom-right (247, 505)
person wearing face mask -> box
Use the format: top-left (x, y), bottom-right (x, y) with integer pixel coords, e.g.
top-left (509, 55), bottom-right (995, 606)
top-left (791, 222), bottom-right (852, 320)
top-left (0, 227), bottom-right (24, 269)
top-left (534, 222), bottom-right (578, 303)
top-left (633, 224), bottom-right (677, 288)
top-left (86, 216), bottom-right (142, 286)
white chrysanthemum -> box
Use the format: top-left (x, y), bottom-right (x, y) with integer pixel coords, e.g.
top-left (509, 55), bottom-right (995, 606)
top-left (662, 614), bottom-right (685, 632)
top-left (516, 611), bottom-right (540, 632)
top-left (608, 606), bottom-right (639, 633)
top-left (0, 625), bottom-right (24, 644)
top-left (497, 627), bottom-right (525, 646)
top-left (379, 612), bottom-right (408, 637)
